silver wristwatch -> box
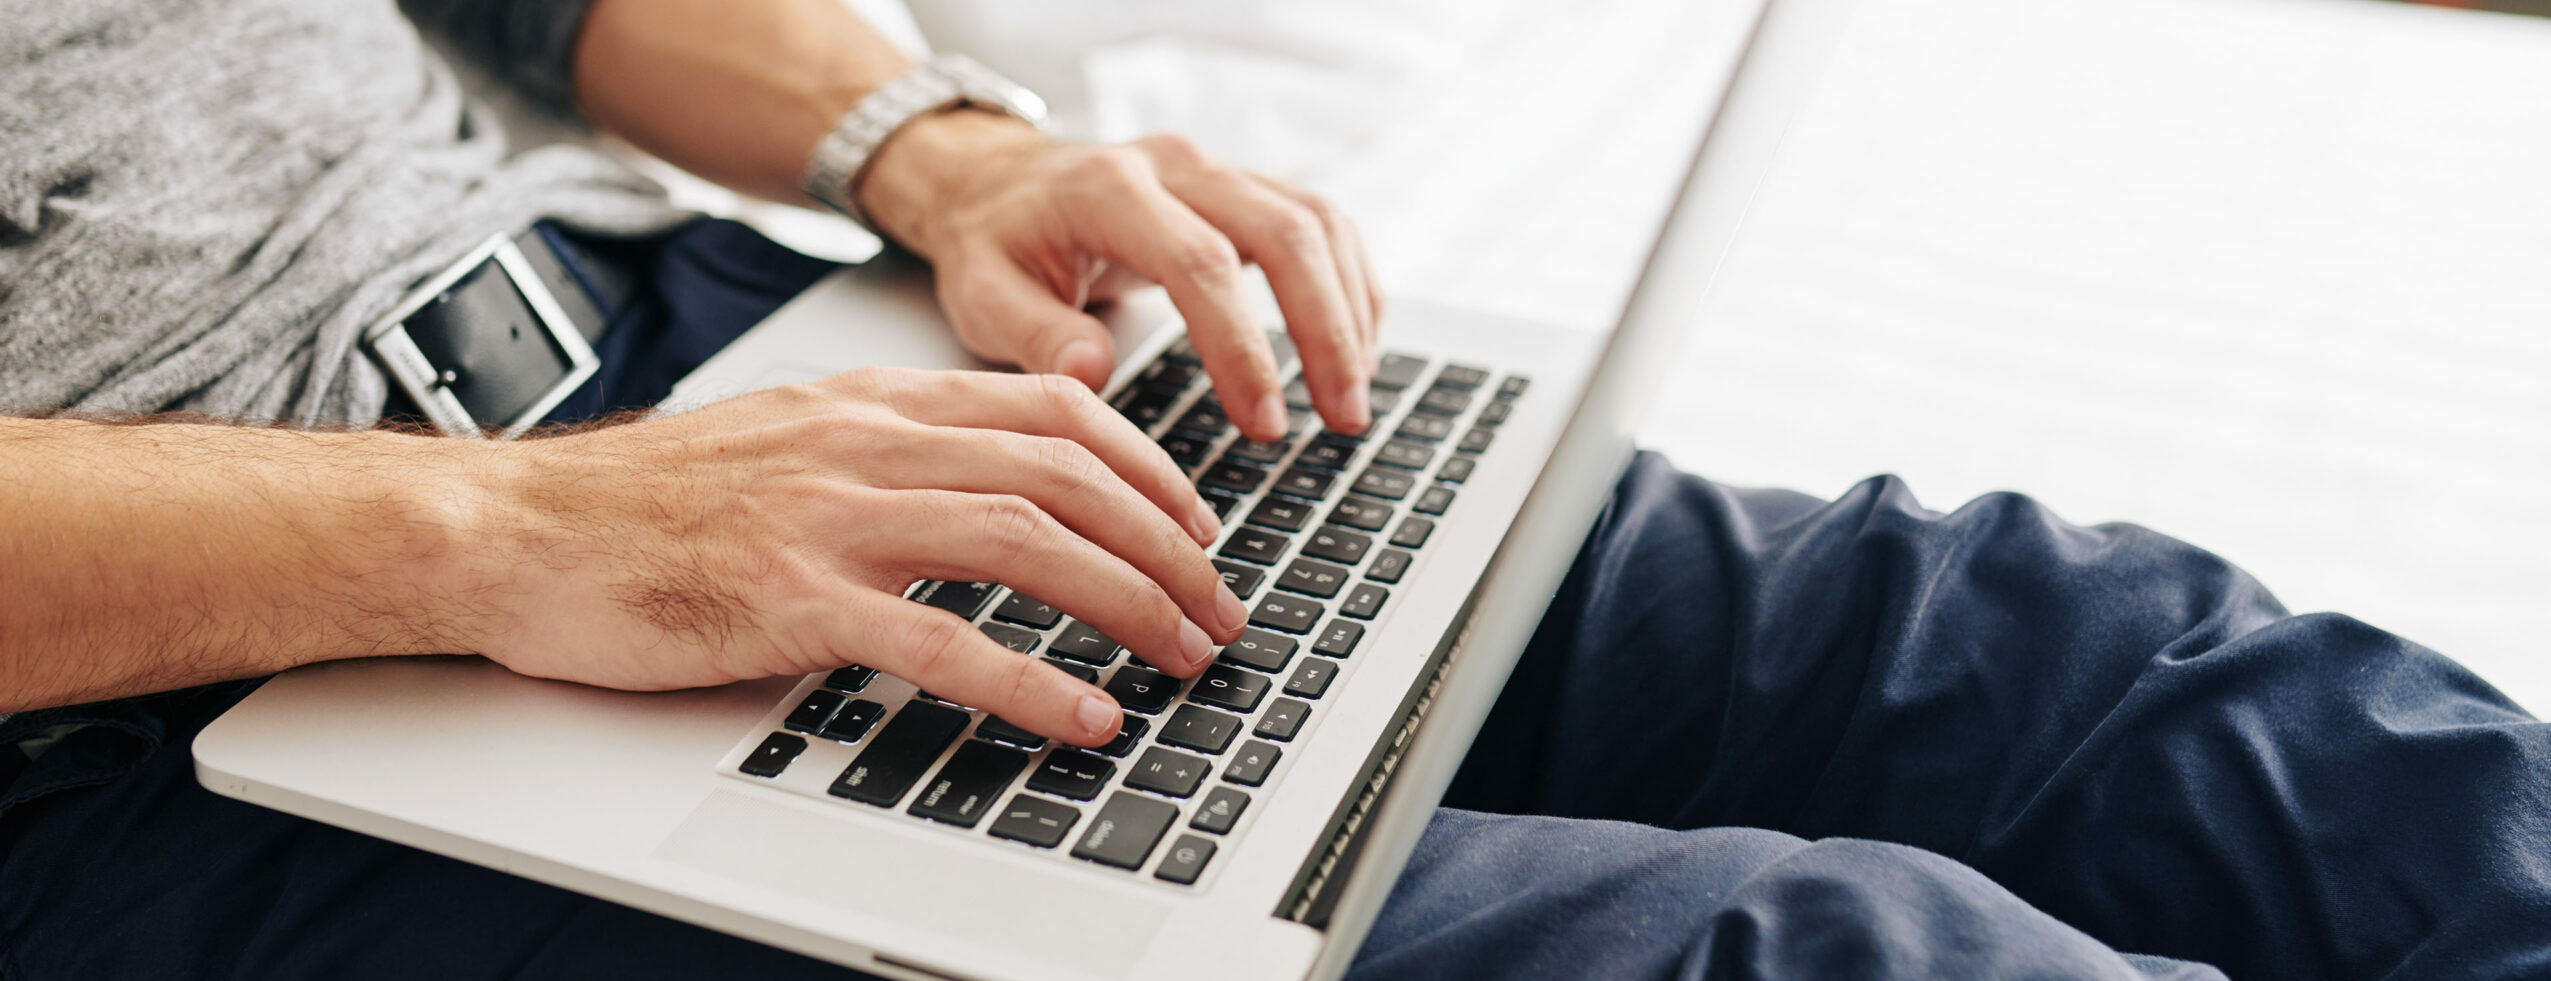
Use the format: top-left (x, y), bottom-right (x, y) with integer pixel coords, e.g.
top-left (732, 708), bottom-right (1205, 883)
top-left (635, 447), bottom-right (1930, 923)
top-left (801, 53), bottom-right (1050, 237)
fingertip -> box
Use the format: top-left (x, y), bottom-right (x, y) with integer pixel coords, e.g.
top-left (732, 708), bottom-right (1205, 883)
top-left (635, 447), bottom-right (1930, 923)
top-left (1188, 497), bottom-right (1223, 546)
top-left (1250, 392), bottom-right (1288, 441)
top-left (1054, 338), bottom-right (1113, 389)
top-left (1076, 693), bottom-right (1119, 742)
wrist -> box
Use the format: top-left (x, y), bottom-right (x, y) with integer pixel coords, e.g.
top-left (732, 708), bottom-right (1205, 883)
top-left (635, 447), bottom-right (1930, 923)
top-left (855, 107), bottom-right (1048, 260)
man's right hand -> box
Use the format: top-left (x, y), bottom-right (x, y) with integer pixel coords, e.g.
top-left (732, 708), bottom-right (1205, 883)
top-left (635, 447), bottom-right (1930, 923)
top-left (471, 368), bottom-right (1248, 747)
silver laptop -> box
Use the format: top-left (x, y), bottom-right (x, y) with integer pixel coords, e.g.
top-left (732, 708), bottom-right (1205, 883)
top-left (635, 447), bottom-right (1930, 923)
top-left (193, 2), bottom-right (1843, 977)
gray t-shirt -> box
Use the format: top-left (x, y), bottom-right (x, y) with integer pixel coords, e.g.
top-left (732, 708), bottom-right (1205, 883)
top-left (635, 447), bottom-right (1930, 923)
top-left (0, 0), bottom-right (694, 729)
top-left (0, 0), bottom-right (689, 426)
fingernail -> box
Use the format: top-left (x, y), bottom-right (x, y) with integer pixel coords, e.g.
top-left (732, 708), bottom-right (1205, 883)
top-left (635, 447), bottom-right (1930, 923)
top-left (1054, 339), bottom-right (1107, 385)
top-left (1179, 618), bottom-right (1215, 668)
top-left (1076, 693), bottom-right (1117, 739)
top-left (1254, 392), bottom-right (1288, 439)
top-left (1215, 583), bottom-right (1248, 634)
top-left (1189, 498), bottom-right (1223, 544)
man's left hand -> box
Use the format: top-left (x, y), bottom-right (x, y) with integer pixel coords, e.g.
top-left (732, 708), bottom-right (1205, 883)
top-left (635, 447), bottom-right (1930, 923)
top-left (859, 110), bottom-right (1382, 441)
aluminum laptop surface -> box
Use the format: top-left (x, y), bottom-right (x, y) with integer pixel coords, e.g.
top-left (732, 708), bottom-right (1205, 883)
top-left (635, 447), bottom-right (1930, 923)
top-left (192, 0), bottom-right (1845, 975)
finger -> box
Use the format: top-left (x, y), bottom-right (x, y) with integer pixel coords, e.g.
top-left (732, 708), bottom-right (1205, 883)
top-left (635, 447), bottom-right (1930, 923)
top-left (1164, 163), bottom-right (1372, 435)
top-left (939, 255), bottom-right (1118, 390)
top-left (868, 427), bottom-right (1247, 644)
top-left (1258, 174), bottom-right (1386, 364)
top-left (883, 490), bottom-right (1217, 677)
top-left (837, 592), bottom-right (1120, 746)
top-left (1057, 150), bottom-right (1287, 441)
top-left (832, 369), bottom-right (1222, 547)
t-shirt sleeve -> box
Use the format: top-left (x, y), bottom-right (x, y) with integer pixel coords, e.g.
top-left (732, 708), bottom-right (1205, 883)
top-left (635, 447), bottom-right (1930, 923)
top-left (398, 0), bottom-right (598, 117)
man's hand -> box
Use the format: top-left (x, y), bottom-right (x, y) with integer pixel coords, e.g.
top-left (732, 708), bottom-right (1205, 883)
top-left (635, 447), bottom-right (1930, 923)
top-left (477, 369), bottom-right (1247, 746)
top-left (862, 112), bottom-right (1384, 442)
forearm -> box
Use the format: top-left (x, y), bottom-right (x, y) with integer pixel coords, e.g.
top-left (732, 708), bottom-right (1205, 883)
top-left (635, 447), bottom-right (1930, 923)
top-left (569, 0), bottom-right (1041, 254)
top-left (0, 418), bottom-right (508, 711)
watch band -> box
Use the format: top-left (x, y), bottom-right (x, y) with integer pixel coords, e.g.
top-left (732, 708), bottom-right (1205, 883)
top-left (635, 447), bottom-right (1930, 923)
top-left (802, 53), bottom-right (1050, 237)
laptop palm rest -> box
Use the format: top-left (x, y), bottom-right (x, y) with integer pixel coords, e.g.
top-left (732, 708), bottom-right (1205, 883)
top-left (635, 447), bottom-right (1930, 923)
top-left (657, 791), bottom-right (1168, 977)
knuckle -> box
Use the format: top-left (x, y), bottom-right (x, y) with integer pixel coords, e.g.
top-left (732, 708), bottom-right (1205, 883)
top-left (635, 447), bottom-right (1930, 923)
top-left (1260, 207), bottom-right (1326, 257)
top-left (899, 611), bottom-right (973, 680)
top-left (998, 655), bottom-right (1044, 718)
top-left (1065, 147), bottom-right (1151, 194)
top-left (1169, 235), bottom-right (1242, 284)
top-left (1034, 372), bottom-right (1100, 419)
top-left (1031, 436), bottom-right (1102, 491)
top-left (979, 494), bottom-right (1047, 553)
top-left (1137, 132), bottom-right (1206, 168)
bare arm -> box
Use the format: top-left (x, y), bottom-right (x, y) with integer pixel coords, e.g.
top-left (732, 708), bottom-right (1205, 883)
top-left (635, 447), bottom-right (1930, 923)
top-left (0, 417), bottom-right (503, 710)
top-left (1, 371), bottom-right (1248, 746)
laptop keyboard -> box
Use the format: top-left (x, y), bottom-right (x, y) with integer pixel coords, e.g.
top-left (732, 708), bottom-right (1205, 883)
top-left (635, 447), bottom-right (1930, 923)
top-left (730, 333), bottom-right (1526, 887)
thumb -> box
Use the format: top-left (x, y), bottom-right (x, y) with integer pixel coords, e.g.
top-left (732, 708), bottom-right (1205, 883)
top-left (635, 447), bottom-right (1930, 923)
top-left (948, 260), bottom-right (1118, 390)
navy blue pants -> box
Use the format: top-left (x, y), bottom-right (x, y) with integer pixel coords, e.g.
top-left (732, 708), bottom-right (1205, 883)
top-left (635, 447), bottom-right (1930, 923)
top-left (7, 222), bottom-right (2547, 980)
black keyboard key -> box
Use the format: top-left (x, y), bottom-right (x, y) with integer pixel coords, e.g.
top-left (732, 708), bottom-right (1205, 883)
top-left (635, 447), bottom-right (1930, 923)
top-left (1159, 431), bottom-right (1213, 468)
top-left (828, 701), bottom-right (970, 806)
top-left (1254, 698), bottom-right (1311, 742)
top-left (1457, 428), bottom-right (1495, 455)
top-left (1476, 401), bottom-right (1512, 427)
top-left (1125, 747), bottom-right (1212, 798)
top-left (1367, 386), bottom-right (1403, 416)
top-left (1278, 558), bottom-right (1351, 599)
top-left (1174, 403), bottom-right (1232, 438)
top-left (824, 665), bottom-right (878, 693)
top-left (1372, 439), bottom-right (1436, 470)
top-left (1434, 363), bottom-right (1490, 390)
top-left (1390, 517), bottom-right (1435, 548)
top-left (1313, 619), bottom-right (1365, 658)
top-left (1329, 496), bottom-right (1392, 532)
top-left (1219, 528), bottom-right (1292, 566)
top-left (988, 794), bottom-right (1081, 849)
top-left (1269, 465), bottom-right (1336, 500)
top-left (1284, 658), bottom-right (1339, 699)
top-left (1189, 663), bottom-right (1272, 714)
top-left (1026, 748), bottom-right (1117, 801)
top-left (918, 581), bottom-right (997, 620)
top-left (1192, 786), bottom-right (1250, 835)
top-left (1199, 460), bottom-right (1268, 495)
top-left (1073, 791), bottom-right (1179, 869)
top-left (816, 698), bottom-right (887, 742)
top-left (1295, 438), bottom-right (1355, 471)
top-left (1154, 834), bottom-right (1217, 885)
top-left (1097, 714), bottom-right (1149, 757)
top-left (1245, 497), bottom-right (1315, 533)
top-left (1136, 354), bottom-right (1203, 392)
top-left (1104, 665), bottom-right (1181, 714)
top-left (1366, 548), bottom-right (1414, 584)
top-left (1302, 525), bottom-right (1373, 566)
top-left (1113, 387), bottom-right (1178, 428)
top-left (975, 715), bottom-right (1048, 750)
top-left (979, 621), bottom-right (1043, 655)
top-left (783, 689), bottom-right (846, 733)
top-left (1049, 621), bottom-right (1121, 666)
top-left (739, 732), bottom-right (806, 777)
top-left (1414, 485), bottom-right (1456, 516)
top-left (1046, 659), bottom-right (1100, 684)
top-left (1352, 468), bottom-right (1415, 501)
top-left (992, 593), bottom-right (1063, 630)
top-left (1436, 456), bottom-right (1476, 484)
top-left (1249, 593), bottom-right (1323, 634)
top-left (1373, 352), bottom-right (1428, 389)
top-left (1159, 704), bottom-right (1244, 754)
top-left (909, 740), bottom-right (1029, 827)
top-left (1213, 559), bottom-right (1266, 599)
top-left (1496, 375), bottom-right (1530, 400)
top-left (1395, 413), bottom-right (1454, 442)
top-left (1342, 583), bottom-right (1388, 620)
top-left (1227, 436), bottom-right (1293, 465)
top-left (1224, 741), bottom-right (1281, 786)
top-left (1413, 385), bottom-right (1472, 416)
top-left (1201, 490), bottom-right (1243, 520)
top-left (1220, 628), bottom-right (1299, 673)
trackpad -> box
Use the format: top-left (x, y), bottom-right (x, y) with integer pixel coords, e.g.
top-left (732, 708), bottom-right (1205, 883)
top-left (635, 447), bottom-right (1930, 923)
top-left (656, 790), bottom-right (1166, 977)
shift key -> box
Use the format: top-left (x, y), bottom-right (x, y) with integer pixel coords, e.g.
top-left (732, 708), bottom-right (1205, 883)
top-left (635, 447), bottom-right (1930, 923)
top-left (908, 739), bottom-right (1029, 828)
top-left (1072, 791), bottom-right (1180, 870)
top-left (829, 701), bottom-right (970, 807)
